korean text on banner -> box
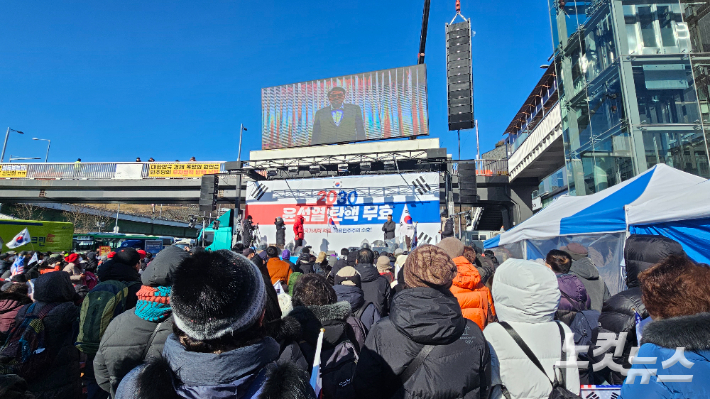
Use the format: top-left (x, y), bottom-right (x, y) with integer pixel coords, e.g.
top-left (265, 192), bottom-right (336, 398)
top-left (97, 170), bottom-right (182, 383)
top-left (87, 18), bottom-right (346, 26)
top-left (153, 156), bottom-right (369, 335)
top-left (148, 163), bottom-right (221, 178)
top-left (0, 164), bottom-right (28, 178)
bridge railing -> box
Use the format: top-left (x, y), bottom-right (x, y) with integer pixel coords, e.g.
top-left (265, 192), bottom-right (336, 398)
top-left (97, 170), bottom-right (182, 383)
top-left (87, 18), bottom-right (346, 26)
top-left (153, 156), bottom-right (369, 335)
top-left (0, 162), bottom-right (226, 180)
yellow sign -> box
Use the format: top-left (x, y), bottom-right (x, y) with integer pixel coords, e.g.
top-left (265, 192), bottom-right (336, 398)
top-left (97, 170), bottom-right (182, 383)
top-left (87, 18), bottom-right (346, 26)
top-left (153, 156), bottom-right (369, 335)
top-left (0, 164), bottom-right (28, 178)
top-left (148, 163), bottom-right (221, 178)
top-left (99, 245), bottom-right (112, 257)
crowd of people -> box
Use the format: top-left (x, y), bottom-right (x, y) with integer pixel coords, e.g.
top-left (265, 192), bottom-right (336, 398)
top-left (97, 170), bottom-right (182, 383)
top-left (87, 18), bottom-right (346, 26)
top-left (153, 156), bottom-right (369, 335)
top-left (0, 232), bottom-right (707, 398)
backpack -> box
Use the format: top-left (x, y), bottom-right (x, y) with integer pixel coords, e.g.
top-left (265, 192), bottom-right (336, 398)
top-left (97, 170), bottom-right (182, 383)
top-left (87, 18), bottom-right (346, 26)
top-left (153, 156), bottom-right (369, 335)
top-left (318, 317), bottom-right (363, 399)
top-left (320, 340), bottom-right (359, 399)
top-left (558, 289), bottom-right (600, 347)
top-left (0, 302), bottom-right (59, 381)
top-left (75, 280), bottom-right (140, 355)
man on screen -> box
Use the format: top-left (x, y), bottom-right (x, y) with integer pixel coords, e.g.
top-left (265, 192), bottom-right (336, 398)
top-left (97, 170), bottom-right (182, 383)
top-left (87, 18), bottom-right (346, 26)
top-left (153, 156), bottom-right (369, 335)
top-left (311, 87), bottom-right (366, 145)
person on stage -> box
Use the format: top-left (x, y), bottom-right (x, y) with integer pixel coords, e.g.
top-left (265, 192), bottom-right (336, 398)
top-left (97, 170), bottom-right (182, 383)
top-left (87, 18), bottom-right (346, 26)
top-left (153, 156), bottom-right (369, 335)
top-left (399, 215), bottom-right (417, 251)
top-left (275, 217), bottom-right (286, 248)
top-left (382, 214), bottom-right (396, 241)
top-left (241, 215), bottom-right (255, 248)
top-left (293, 216), bottom-right (305, 248)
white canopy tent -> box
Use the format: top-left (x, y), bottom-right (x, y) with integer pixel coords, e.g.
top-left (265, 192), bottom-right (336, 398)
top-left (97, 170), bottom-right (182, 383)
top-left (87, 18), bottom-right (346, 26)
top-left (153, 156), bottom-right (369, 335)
top-left (627, 179), bottom-right (710, 264)
top-left (484, 165), bottom-right (705, 293)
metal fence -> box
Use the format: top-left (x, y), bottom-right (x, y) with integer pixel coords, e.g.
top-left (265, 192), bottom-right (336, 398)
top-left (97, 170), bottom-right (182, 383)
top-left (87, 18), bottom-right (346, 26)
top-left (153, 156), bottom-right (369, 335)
top-left (0, 162), bottom-right (226, 180)
top-left (475, 159), bottom-right (508, 176)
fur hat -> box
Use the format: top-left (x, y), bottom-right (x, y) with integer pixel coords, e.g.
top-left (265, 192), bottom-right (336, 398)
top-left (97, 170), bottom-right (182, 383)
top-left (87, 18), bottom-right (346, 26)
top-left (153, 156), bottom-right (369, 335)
top-left (436, 237), bottom-right (465, 259)
top-left (334, 266), bottom-right (361, 287)
top-left (404, 245), bottom-right (457, 290)
top-left (170, 250), bottom-right (266, 341)
top-left (376, 256), bottom-right (392, 274)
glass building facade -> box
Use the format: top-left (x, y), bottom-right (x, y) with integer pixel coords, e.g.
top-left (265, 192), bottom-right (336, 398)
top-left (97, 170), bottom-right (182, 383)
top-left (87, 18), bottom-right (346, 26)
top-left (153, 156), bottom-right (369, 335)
top-left (549, 0), bottom-right (710, 195)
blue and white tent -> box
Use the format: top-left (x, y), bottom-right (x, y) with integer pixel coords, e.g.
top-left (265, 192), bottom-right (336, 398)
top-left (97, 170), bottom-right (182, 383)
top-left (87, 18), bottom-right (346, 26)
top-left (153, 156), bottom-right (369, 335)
top-left (627, 178), bottom-right (710, 265)
top-left (484, 165), bottom-right (705, 294)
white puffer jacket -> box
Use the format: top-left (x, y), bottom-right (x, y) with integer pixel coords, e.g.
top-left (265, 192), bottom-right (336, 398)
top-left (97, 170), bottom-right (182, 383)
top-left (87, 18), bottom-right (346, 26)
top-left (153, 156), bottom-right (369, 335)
top-left (483, 259), bottom-right (581, 399)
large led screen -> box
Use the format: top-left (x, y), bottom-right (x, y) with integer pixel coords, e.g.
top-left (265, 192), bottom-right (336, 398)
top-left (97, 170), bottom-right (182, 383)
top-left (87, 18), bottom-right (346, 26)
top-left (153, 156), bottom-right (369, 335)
top-left (262, 64), bottom-right (429, 150)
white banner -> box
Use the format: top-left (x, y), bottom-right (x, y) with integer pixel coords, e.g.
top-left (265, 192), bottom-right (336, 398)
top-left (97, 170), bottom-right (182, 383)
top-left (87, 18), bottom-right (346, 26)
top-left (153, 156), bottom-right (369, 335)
top-left (245, 173), bottom-right (441, 252)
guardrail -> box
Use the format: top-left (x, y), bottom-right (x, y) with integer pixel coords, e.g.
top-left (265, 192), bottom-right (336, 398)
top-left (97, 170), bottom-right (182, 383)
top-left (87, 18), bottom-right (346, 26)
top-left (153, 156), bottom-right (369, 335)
top-left (474, 159), bottom-right (508, 176)
top-left (0, 162), bottom-right (226, 180)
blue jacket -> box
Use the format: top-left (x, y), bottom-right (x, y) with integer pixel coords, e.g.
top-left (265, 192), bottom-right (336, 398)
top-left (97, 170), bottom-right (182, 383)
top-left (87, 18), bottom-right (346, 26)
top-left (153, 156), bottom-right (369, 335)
top-left (620, 312), bottom-right (710, 399)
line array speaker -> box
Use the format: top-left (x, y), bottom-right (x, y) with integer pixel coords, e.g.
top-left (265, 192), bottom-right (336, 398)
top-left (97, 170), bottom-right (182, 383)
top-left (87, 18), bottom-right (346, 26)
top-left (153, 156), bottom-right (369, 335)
top-left (446, 19), bottom-right (474, 131)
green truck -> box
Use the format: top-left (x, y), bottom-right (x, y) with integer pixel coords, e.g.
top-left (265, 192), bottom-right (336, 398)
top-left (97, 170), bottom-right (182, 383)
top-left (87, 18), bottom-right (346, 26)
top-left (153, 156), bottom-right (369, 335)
top-left (197, 210), bottom-right (235, 251)
top-left (0, 219), bottom-right (74, 253)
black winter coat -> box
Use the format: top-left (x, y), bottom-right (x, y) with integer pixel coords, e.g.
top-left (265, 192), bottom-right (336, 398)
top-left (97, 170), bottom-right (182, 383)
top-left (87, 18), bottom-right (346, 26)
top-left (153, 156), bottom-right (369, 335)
top-left (353, 263), bottom-right (391, 317)
top-left (382, 220), bottom-right (396, 240)
top-left (596, 234), bottom-right (685, 384)
top-left (295, 254), bottom-right (314, 274)
top-left (12, 272), bottom-right (81, 399)
top-left (354, 287), bottom-right (491, 399)
top-left (93, 312), bottom-right (174, 397)
top-left (275, 218), bottom-right (286, 246)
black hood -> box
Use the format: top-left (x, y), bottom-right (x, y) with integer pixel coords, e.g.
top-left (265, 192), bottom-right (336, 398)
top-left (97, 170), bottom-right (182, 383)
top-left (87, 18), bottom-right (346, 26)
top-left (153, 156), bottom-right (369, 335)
top-left (141, 246), bottom-right (190, 287)
top-left (390, 287), bottom-right (465, 345)
top-left (353, 263), bottom-right (380, 283)
top-left (97, 259), bottom-right (141, 283)
top-left (346, 252), bottom-right (357, 266)
top-left (33, 271), bottom-right (75, 303)
top-left (333, 285), bottom-right (364, 311)
top-left (642, 312), bottom-right (710, 351)
top-left (570, 257), bottom-right (600, 280)
top-left (624, 234), bottom-right (685, 288)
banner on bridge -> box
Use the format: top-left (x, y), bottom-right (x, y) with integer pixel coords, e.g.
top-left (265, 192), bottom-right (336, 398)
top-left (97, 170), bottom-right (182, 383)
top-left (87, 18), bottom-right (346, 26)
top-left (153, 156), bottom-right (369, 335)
top-left (245, 172), bottom-right (441, 251)
top-left (0, 164), bottom-right (27, 178)
top-left (147, 163), bottom-right (221, 178)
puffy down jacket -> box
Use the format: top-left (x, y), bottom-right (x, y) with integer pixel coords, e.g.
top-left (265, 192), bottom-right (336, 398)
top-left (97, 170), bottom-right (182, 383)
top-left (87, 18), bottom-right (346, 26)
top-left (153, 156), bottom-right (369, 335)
top-left (450, 256), bottom-right (495, 330)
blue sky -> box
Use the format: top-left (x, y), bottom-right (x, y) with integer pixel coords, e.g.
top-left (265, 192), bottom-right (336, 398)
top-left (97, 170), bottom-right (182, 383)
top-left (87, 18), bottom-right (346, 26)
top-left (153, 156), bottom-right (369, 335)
top-left (0, 1), bottom-right (553, 163)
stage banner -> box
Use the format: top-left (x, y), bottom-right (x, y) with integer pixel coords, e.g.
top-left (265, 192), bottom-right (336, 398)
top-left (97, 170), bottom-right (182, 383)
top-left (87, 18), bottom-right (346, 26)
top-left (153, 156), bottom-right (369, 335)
top-left (245, 173), bottom-right (441, 252)
top-left (147, 163), bottom-right (221, 178)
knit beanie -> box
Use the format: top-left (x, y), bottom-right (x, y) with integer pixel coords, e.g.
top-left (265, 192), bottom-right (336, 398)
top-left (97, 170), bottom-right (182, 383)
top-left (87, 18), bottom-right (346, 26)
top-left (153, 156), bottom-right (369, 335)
top-left (560, 242), bottom-right (588, 261)
top-left (170, 250), bottom-right (266, 341)
top-left (334, 266), bottom-right (361, 287)
top-left (282, 249), bottom-right (291, 260)
top-left (114, 247), bottom-right (140, 266)
top-left (404, 245), bottom-right (457, 290)
top-left (376, 256), bottom-right (392, 274)
top-left (436, 237), bottom-right (465, 259)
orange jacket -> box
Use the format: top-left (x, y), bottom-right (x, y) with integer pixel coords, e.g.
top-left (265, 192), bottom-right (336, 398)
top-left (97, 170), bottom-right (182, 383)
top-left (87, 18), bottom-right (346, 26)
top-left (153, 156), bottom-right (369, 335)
top-left (449, 256), bottom-right (495, 330)
top-left (267, 258), bottom-right (292, 286)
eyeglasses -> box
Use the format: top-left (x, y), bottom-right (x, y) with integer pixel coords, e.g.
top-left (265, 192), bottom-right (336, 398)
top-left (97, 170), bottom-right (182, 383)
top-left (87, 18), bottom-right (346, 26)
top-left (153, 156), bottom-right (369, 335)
top-left (328, 92), bottom-right (345, 98)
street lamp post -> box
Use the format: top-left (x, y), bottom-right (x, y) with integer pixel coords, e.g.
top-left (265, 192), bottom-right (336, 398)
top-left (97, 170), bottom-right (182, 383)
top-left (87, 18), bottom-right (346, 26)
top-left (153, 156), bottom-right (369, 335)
top-left (32, 138), bottom-right (51, 162)
top-left (235, 124), bottom-right (247, 224)
top-left (1, 128), bottom-right (24, 163)
top-left (8, 156), bottom-right (40, 162)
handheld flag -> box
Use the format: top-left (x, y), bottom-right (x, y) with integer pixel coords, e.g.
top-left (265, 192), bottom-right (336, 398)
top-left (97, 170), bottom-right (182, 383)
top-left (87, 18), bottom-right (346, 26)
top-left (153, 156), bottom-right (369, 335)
top-left (309, 328), bottom-right (325, 396)
top-left (28, 251), bottom-right (39, 266)
top-left (329, 217), bottom-right (338, 233)
top-left (7, 228), bottom-right (31, 249)
top-left (10, 256), bottom-right (25, 276)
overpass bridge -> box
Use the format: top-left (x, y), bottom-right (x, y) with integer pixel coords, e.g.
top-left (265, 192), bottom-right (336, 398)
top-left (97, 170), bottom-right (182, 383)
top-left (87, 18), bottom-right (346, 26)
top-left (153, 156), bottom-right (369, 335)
top-left (0, 162), bottom-right (243, 204)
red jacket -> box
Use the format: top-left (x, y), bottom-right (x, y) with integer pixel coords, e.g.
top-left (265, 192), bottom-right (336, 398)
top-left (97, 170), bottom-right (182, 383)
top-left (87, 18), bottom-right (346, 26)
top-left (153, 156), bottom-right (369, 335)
top-left (293, 216), bottom-right (305, 240)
